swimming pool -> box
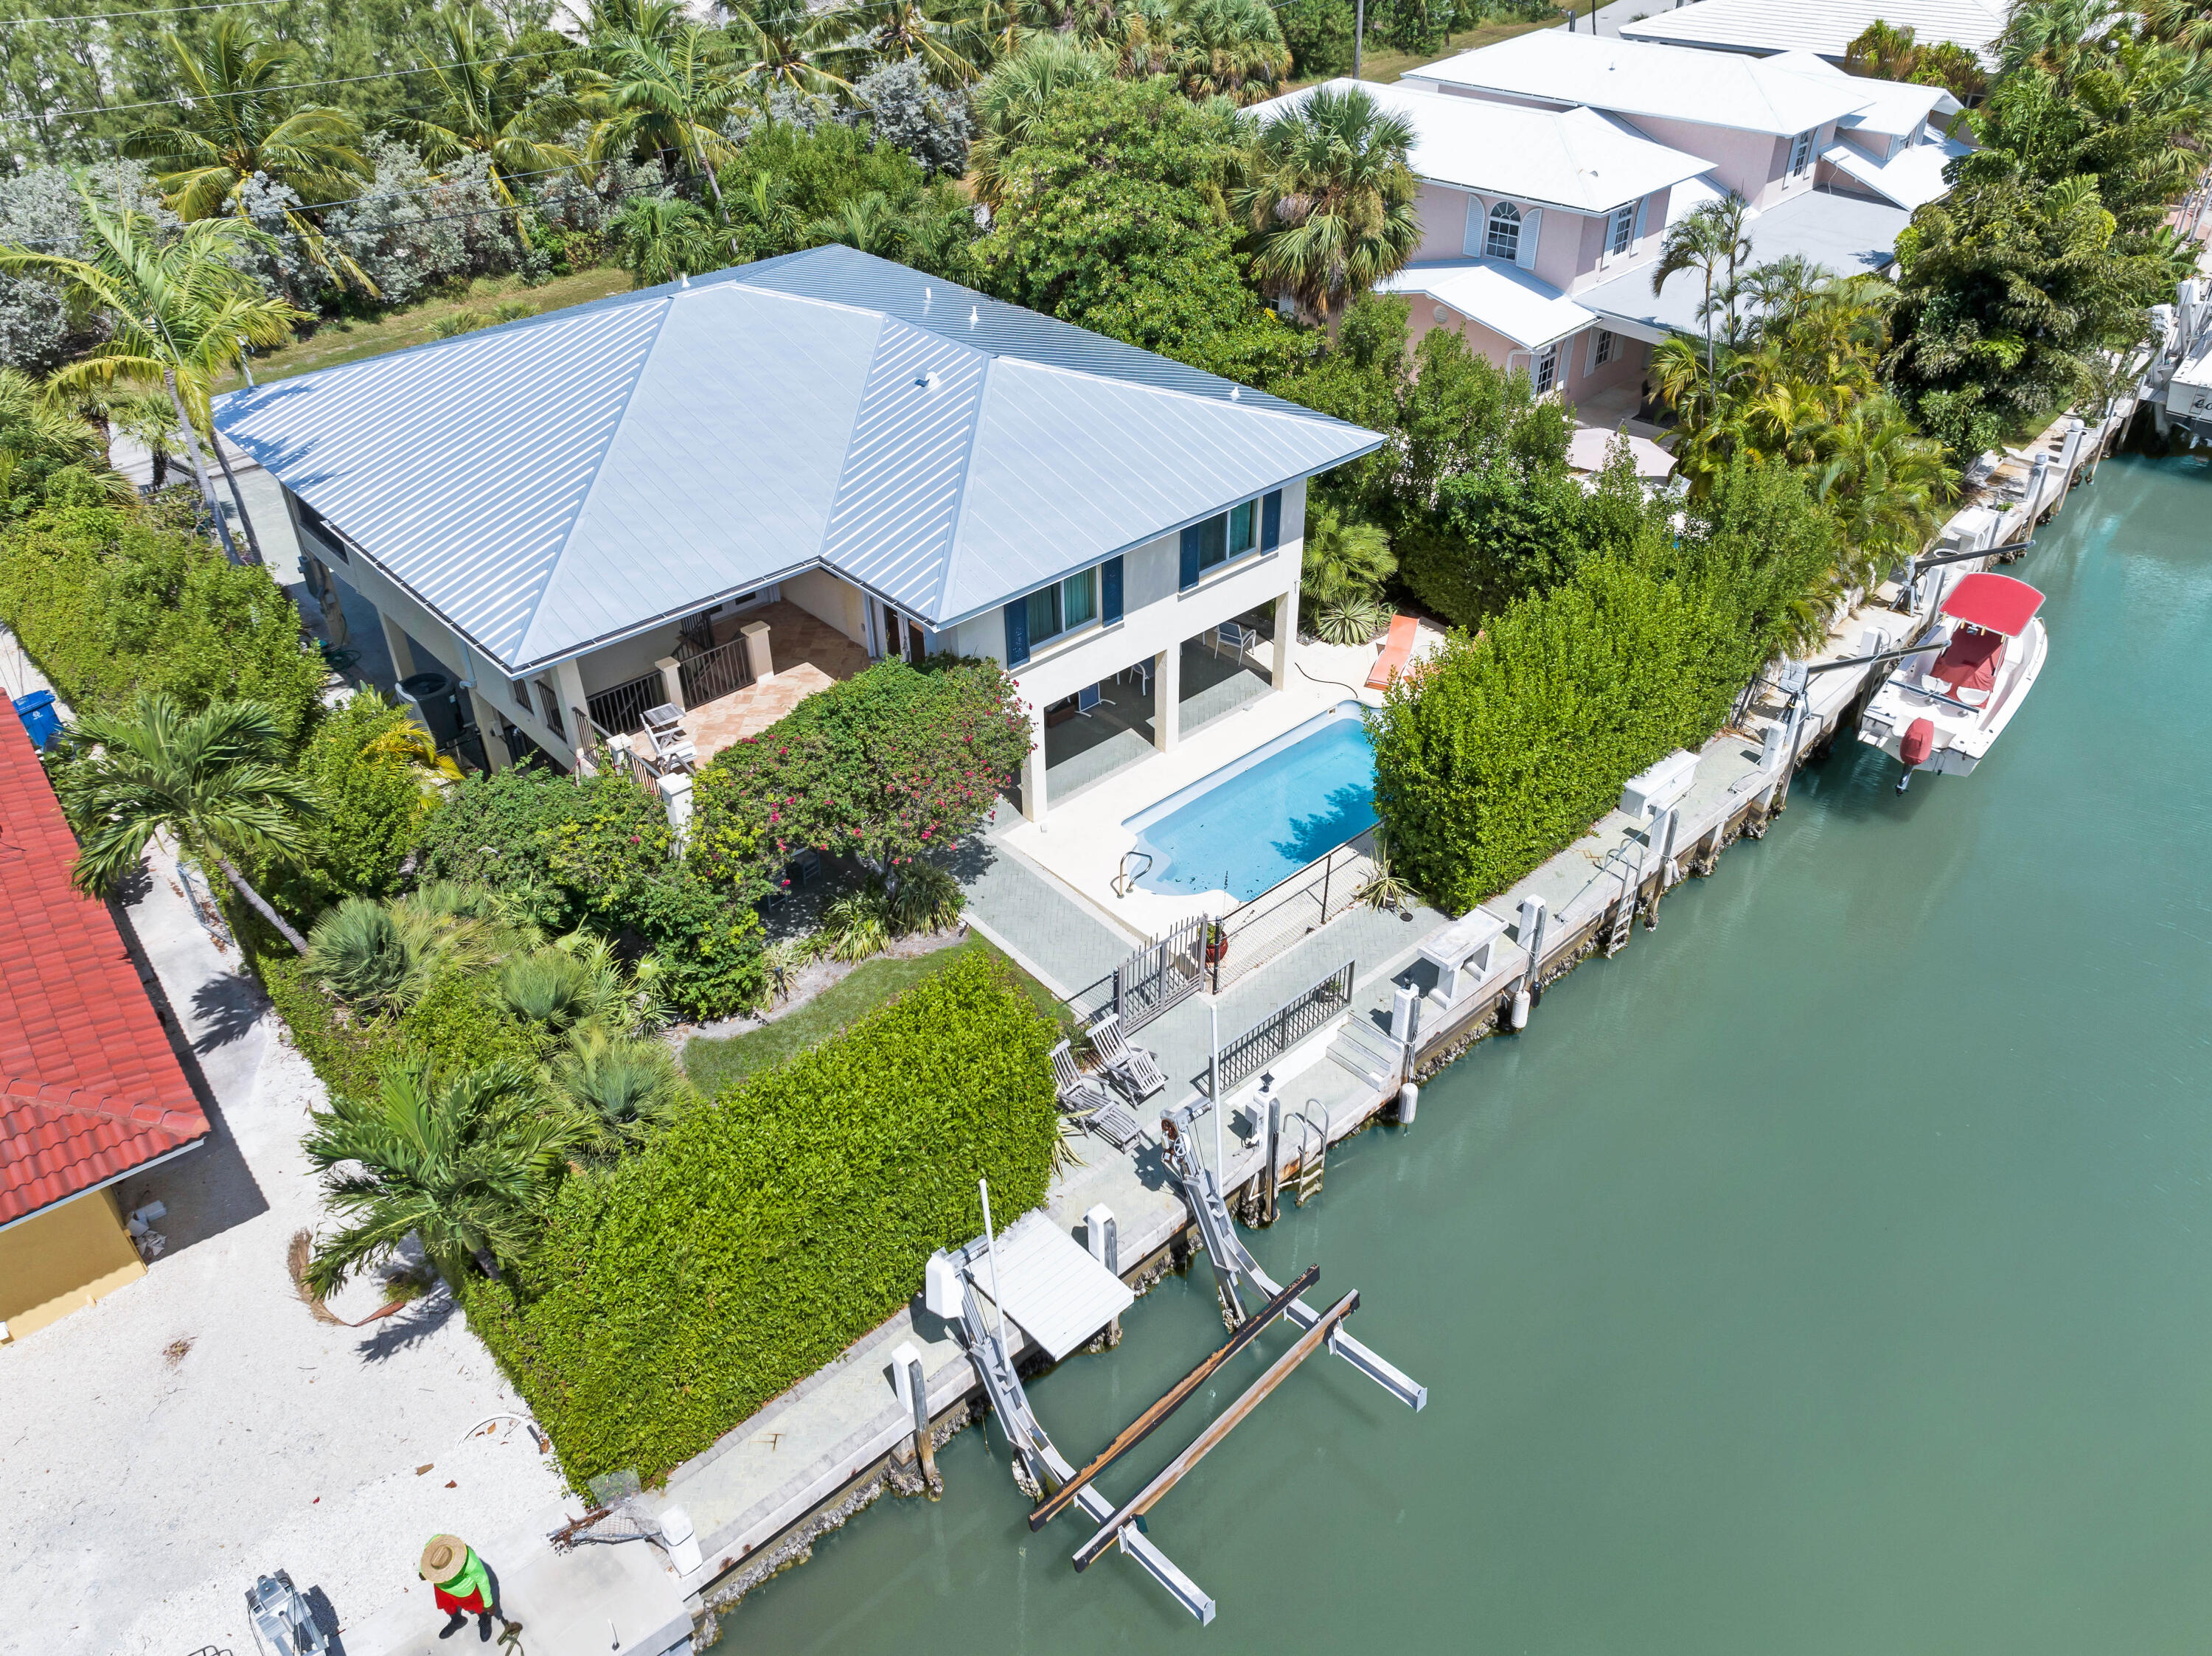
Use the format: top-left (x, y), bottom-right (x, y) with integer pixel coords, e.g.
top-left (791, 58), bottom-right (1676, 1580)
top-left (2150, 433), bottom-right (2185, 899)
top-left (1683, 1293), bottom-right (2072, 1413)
top-left (1124, 703), bottom-right (1375, 901)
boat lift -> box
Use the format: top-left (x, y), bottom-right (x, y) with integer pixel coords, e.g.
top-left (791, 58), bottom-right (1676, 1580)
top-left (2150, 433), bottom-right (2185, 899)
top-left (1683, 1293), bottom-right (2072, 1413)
top-left (935, 1112), bottom-right (1425, 1625)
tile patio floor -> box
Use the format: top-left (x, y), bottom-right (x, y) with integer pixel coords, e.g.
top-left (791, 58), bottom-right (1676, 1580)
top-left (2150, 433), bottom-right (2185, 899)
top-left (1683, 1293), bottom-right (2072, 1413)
top-left (679, 600), bottom-right (870, 761)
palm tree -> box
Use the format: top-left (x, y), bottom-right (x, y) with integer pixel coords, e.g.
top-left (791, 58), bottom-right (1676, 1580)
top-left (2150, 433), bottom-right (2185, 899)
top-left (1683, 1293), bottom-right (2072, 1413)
top-left (302, 1058), bottom-right (574, 1295)
top-left (855, 0), bottom-right (983, 85)
top-left (1133, 0), bottom-right (1290, 104)
top-left (51, 693), bottom-right (321, 953)
top-left (1815, 394), bottom-right (1955, 589)
top-left (585, 1), bottom-right (745, 215)
top-left (105, 388), bottom-right (183, 491)
top-left (1652, 192), bottom-right (1749, 374)
top-left (1238, 83), bottom-right (1422, 333)
top-left (546, 1029), bottom-right (686, 1155)
top-left (808, 189), bottom-right (906, 255)
top-left (613, 194), bottom-right (725, 285)
top-left (726, 0), bottom-right (872, 99)
top-left (403, 5), bottom-right (584, 243)
top-left (0, 197), bottom-right (307, 564)
top-left (121, 18), bottom-right (372, 291)
top-left (0, 368), bottom-right (131, 509)
top-left (968, 35), bottom-right (1116, 206)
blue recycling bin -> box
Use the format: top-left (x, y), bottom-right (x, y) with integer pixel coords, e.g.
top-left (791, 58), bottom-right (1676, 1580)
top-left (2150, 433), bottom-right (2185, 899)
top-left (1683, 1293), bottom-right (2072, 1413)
top-left (11, 689), bottom-right (60, 751)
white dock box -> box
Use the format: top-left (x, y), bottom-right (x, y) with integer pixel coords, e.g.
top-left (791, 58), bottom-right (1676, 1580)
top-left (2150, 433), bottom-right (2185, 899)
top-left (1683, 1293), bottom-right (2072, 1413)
top-left (1619, 750), bottom-right (1700, 821)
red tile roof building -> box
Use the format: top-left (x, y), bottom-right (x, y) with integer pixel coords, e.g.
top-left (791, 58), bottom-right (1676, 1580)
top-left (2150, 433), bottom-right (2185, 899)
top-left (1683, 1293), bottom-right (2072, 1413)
top-left (1, 703), bottom-right (207, 1231)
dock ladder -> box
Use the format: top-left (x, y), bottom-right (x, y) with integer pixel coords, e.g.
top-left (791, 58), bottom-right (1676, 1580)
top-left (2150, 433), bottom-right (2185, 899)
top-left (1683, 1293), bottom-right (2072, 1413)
top-left (1289, 1103), bottom-right (1329, 1206)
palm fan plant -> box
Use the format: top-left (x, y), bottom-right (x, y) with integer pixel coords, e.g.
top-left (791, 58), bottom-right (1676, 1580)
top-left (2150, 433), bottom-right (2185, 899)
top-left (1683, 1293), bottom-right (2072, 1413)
top-left (967, 35), bottom-right (1114, 206)
top-left (305, 883), bottom-right (502, 1015)
top-left (1315, 591), bottom-right (1391, 645)
top-left (885, 860), bottom-right (964, 933)
top-left (497, 947), bottom-right (600, 1030)
top-left (612, 195), bottom-right (725, 288)
top-left (302, 1058), bottom-right (574, 1294)
top-left (53, 692), bottom-right (319, 952)
top-left (547, 1029), bottom-right (686, 1152)
top-left (821, 883), bottom-right (896, 962)
top-left (553, 930), bottom-right (669, 1036)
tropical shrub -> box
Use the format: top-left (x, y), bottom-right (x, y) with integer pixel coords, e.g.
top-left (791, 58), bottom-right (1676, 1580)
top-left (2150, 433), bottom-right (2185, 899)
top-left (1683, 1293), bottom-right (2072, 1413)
top-left (690, 655), bottom-right (1028, 885)
top-left (461, 947), bottom-right (1062, 1484)
top-left (1371, 465), bottom-right (1841, 912)
top-left (0, 500), bottom-right (325, 739)
top-left (290, 689), bottom-right (444, 905)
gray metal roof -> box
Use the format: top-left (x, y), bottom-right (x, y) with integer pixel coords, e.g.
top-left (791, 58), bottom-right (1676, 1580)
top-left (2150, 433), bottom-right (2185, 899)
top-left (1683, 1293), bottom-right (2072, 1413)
top-left (215, 246), bottom-right (1380, 673)
top-left (1579, 188), bottom-right (1909, 338)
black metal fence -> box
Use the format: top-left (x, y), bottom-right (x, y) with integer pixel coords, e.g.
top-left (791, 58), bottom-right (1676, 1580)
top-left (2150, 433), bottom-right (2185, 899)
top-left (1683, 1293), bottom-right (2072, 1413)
top-left (678, 635), bottom-right (752, 707)
top-left (1209, 831), bottom-right (1376, 994)
top-left (587, 669), bottom-right (662, 740)
top-left (1206, 959), bottom-right (1355, 1097)
top-left (1115, 914), bottom-right (1206, 1033)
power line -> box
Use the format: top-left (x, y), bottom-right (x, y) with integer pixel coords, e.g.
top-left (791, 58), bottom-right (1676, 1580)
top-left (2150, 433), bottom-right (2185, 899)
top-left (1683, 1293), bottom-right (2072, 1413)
top-left (44, 45), bottom-right (574, 119)
top-left (0, 0), bottom-right (291, 30)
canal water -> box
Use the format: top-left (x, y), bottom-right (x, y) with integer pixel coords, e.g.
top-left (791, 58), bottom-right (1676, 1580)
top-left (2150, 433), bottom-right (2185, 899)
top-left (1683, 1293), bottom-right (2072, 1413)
top-left (719, 456), bottom-right (2212, 1655)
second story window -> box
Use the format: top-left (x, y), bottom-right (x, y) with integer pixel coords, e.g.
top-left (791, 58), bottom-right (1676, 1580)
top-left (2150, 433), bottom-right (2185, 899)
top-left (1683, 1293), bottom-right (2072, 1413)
top-left (1790, 129), bottom-right (1815, 175)
top-left (1026, 567), bottom-right (1099, 646)
top-left (1609, 203), bottom-right (1636, 257)
top-left (1486, 201), bottom-right (1522, 262)
top-left (1533, 344), bottom-right (1559, 395)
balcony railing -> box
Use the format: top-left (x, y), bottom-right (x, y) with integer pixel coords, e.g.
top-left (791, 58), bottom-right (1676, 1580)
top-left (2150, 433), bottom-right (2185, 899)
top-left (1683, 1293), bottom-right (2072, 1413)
top-left (587, 669), bottom-right (661, 740)
top-left (678, 634), bottom-right (752, 707)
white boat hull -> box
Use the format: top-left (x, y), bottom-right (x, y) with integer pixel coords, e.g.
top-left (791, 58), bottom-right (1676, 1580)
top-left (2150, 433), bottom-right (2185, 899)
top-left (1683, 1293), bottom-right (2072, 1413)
top-left (1855, 615), bottom-right (2048, 782)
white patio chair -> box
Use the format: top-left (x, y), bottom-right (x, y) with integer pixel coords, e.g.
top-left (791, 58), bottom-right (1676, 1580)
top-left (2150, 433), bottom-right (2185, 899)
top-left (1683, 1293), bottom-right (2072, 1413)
top-left (1212, 620), bottom-right (1260, 662)
top-left (1051, 1040), bottom-right (1113, 1115)
top-left (1089, 1012), bottom-right (1167, 1101)
top-left (641, 703), bottom-right (697, 772)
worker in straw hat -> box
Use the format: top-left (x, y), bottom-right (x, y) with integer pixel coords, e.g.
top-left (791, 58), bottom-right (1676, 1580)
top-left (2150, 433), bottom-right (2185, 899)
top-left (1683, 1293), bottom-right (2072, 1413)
top-left (419, 1533), bottom-right (498, 1641)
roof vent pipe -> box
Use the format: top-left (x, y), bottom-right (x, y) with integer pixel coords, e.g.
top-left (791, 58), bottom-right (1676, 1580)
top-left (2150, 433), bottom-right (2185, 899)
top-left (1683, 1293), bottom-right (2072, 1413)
top-left (970, 305), bottom-right (978, 327)
top-left (679, 271), bottom-right (689, 287)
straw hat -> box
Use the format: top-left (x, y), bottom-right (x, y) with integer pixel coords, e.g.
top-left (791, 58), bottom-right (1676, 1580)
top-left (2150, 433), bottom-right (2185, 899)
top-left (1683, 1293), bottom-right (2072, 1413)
top-left (419, 1535), bottom-right (469, 1584)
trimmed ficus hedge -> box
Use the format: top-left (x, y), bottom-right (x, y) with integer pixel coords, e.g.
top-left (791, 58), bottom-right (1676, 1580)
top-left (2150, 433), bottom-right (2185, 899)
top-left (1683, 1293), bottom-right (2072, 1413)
top-left (1370, 554), bottom-right (1770, 916)
top-left (463, 947), bottom-right (1060, 1486)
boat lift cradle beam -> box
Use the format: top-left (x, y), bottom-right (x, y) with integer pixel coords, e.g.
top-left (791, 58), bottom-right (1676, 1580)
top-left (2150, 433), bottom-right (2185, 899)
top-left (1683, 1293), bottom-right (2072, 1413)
top-left (945, 1239), bottom-right (1218, 1623)
top-left (1161, 1110), bottom-right (1428, 1413)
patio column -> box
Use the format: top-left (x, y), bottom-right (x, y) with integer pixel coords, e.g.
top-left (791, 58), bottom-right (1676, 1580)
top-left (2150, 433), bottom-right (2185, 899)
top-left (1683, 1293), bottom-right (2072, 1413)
top-left (655, 655), bottom-right (684, 712)
top-left (1021, 695), bottom-right (1048, 824)
top-left (554, 657), bottom-right (592, 770)
top-left (465, 686), bottom-right (511, 770)
top-left (742, 619), bottom-right (773, 681)
top-left (1153, 644), bottom-right (1179, 752)
top-left (376, 610), bottom-right (415, 680)
top-left (1271, 570), bottom-right (1299, 689)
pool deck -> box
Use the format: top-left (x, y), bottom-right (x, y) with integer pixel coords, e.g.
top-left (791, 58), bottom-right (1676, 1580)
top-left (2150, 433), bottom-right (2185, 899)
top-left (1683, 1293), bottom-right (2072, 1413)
top-left (1004, 634), bottom-right (1405, 939)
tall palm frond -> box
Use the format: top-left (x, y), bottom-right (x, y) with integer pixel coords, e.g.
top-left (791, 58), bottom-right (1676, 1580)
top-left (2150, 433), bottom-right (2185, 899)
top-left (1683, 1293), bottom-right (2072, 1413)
top-left (584, 2), bottom-right (745, 213)
top-left (403, 5), bottom-right (585, 242)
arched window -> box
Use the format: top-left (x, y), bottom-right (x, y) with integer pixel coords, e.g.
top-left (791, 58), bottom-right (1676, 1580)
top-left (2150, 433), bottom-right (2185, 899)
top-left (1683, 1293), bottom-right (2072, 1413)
top-left (1485, 201), bottom-right (1522, 262)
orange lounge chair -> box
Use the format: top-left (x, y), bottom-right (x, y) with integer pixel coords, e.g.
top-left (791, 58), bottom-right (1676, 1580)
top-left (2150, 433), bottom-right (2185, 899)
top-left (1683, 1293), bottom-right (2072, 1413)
top-left (1366, 613), bottom-right (1418, 689)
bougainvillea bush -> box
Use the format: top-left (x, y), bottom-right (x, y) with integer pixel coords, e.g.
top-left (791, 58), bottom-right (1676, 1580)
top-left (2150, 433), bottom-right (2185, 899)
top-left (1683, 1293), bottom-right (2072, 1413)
top-left (689, 655), bottom-right (1030, 889)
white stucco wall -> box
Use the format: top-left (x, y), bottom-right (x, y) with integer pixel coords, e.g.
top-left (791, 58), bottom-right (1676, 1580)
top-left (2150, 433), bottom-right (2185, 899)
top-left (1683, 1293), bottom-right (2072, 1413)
top-left (947, 478), bottom-right (1310, 710)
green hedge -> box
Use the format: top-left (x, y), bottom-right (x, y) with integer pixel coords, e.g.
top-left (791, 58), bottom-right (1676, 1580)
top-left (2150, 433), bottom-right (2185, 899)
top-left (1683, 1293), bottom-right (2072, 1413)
top-left (1370, 462), bottom-right (1839, 914)
top-left (462, 947), bottom-right (1060, 1486)
top-left (0, 501), bottom-right (327, 741)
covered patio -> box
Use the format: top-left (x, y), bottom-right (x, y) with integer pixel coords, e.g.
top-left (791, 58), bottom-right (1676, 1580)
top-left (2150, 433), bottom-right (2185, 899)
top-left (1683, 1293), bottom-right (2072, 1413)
top-left (1034, 623), bottom-right (1280, 808)
top-left (679, 602), bottom-right (869, 764)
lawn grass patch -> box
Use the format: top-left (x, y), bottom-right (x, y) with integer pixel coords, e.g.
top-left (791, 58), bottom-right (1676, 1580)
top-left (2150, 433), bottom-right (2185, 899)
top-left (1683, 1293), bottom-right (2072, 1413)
top-left (683, 933), bottom-right (1065, 1096)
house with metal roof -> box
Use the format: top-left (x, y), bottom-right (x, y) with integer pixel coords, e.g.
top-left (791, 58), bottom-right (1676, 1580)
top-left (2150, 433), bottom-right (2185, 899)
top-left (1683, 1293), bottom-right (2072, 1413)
top-left (213, 246), bottom-right (1384, 821)
top-left (1618, 0), bottom-right (2007, 69)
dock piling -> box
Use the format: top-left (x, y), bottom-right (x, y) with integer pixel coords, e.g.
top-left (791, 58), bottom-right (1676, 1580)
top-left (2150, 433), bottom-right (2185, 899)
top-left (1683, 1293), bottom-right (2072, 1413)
top-left (1085, 1204), bottom-right (1123, 1348)
top-left (891, 1341), bottom-right (940, 1497)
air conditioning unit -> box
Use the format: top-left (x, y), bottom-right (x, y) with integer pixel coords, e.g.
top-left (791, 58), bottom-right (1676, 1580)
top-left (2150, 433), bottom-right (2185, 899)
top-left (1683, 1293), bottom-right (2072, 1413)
top-left (1620, 749), bottom-right (1700, 821)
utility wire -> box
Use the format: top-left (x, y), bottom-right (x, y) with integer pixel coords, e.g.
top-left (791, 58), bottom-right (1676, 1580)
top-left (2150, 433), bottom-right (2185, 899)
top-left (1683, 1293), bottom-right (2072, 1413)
top-left (44, 46), bottom-right (574, 119)
top-left (0, 0), bottom-right (291, 29)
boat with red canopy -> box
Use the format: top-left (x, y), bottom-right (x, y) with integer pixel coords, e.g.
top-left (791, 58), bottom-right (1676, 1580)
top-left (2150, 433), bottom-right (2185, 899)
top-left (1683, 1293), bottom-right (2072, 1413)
top-left (1855, 571), bottom-right (2049, 792)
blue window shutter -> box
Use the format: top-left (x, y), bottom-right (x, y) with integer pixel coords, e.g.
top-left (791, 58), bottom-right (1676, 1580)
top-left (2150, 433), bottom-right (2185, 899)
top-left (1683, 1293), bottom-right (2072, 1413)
top-left (1004, 598), bottom-right (1029, 667)
top-left (1180, 524), bottom-right (1202, 591)
top-left (1261, 490), bottom-right (1283, 552)
top-left (1101, 557), bottom-right (1124, 625)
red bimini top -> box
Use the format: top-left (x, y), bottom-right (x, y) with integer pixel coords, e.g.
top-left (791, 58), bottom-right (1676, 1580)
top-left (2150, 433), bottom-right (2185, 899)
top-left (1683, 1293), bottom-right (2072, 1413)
top-left (1941, 572), bottom-right (2045, 638)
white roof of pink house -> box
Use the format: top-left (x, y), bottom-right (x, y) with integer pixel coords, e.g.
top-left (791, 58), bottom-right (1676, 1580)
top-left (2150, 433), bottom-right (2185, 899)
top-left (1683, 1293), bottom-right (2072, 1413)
top-left (1619, 0), bottom-right (2007, 66)
top-left (1405, 30), bottom-right (1876, 136)
top-left (1247, 79), bottom-right (1708, 214)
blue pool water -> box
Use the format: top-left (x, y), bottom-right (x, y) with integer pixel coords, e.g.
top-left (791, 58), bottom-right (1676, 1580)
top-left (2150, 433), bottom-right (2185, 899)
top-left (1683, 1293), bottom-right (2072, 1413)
top-left (1125, 705), bottom-right (1375, 900)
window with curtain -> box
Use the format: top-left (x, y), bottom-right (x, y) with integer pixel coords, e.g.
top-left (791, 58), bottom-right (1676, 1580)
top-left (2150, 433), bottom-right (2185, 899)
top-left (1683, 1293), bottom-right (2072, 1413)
top-left (1023, 567), bottom-right (1101, 647)
top-left (1486, 201), bottom-right (1522, 261)
top-left (1228, 500), bottom-right (1257, 559)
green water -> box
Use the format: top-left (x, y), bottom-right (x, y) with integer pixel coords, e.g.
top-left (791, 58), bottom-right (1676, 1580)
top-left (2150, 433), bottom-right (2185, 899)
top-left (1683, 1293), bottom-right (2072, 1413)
top-left (719, 456), bottom-right (2212, 1655)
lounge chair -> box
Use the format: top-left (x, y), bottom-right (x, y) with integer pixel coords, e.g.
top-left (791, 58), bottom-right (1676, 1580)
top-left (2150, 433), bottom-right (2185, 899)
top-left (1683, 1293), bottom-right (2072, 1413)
top-left (1366, 613), bottom-right (1417, 691)
top-left (1089, 1012), bottom-right (1167, 1101)
top-left (1051, 1040), bottom-right (1114, 1115)
top-left (641, 703), bottom-right (697, 772)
